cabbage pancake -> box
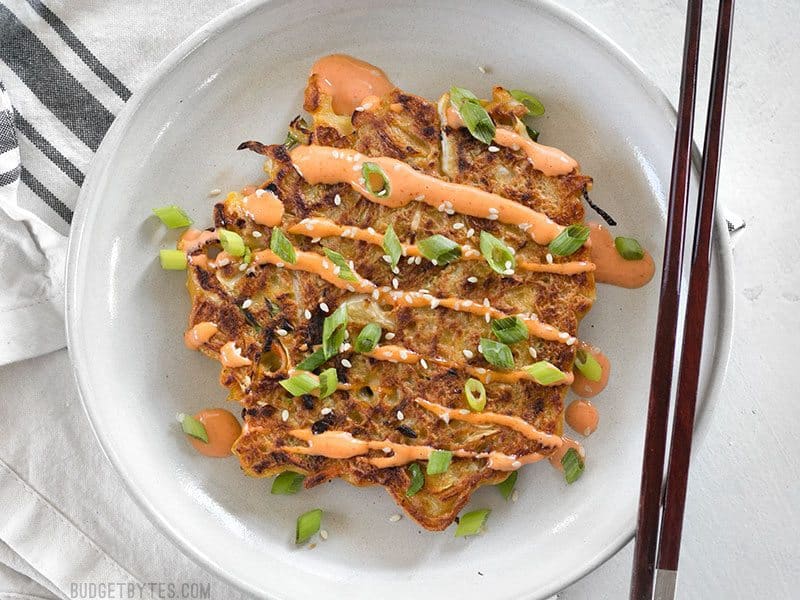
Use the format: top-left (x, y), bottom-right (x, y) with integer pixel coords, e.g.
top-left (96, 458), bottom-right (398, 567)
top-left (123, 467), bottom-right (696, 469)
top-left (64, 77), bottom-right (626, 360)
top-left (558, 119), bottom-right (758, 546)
top-left (180, 75), bottom-right (595, 530)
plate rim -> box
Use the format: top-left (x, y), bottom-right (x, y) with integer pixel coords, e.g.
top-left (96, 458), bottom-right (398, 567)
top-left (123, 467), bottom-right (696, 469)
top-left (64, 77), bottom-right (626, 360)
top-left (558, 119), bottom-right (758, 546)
top-left (65, 0), bottom-right (735, 597)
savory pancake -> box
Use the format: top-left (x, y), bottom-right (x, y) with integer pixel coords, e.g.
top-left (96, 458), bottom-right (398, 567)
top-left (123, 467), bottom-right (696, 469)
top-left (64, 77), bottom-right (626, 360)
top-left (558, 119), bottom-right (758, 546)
top-left (180, 65), bottom-right (595, 530)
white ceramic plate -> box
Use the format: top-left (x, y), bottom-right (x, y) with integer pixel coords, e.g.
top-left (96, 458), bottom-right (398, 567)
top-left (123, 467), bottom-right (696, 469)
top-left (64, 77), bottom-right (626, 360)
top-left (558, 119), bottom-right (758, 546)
top-left (66, 1), bottom-right (734, 598)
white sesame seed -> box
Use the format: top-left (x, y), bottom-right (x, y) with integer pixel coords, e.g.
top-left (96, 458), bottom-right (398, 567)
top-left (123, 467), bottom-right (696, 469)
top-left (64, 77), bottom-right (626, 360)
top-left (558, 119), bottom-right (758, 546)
top-left (293, 164), bottom-right (304, 177)
top-left (511, 490), bottom-right (519, 503)
top-left (566, 337), bottom-right (577, 346)
top-left (341, 358), bottom-right (352, 368)
top-left (333, 266), bottom-right (341, 275)
top-left (466, 228), bottom-right (475, 238)
top-left (385, 332), bottom-right (396, 340)
top-left (372, 289), bottom-right (380, 300)
top-left (239, 263), bottom-right (247, 271)
top-left (319, 529), bottom-right (328, 540)
top-left (320, 302), bottom-right (329, 313)
top-left (281, 409), bottom-right (289, 422)
top-left (321, 407), bottom-right (332, 415)
top-left (414, 194), bottom-right (426, 201)
top-left (529, 346), bottom-right (538, 359)
top-left (252, 230), bottom-right (262, 238)
top-left (397, 410), bottom-right (404, 420)
top-left (321, 259), bottom-right (330, 269)
top-left (467, 276), bottom-right (478, 283)
top-left (559, 332), bottom-right (569, 340)
top-left (276, 262), bottom-right (284, 268)
top-left (463, 349), bottom-right (474, 359)
top-left (404, 294), bottom-right (413, 303)
top-left (512, 460), bottom-right (522, 469)
top-left (505, 261), bottom-right (512, 270)
top-left (503, 269), bottom-right (515, 275)
top-left (488, 214), bottom-right (499, 220)
top-left (392, 278), bottom-right (399, 289)
top-left (488, 207), bottom-right (499, 214)
top-left (276, 328), bottom-right (288, 336)
top-left (382, 446), bottom-right (392, 453)
top-left (304, 309), bottom-right (312, 319)
top-left (478, 65), bottom-right (487, 74)
top-left (459, 409), bottom-right (470, 415)
top-left (485, 313), bottom-right (491, 323)
top-left (431, 259), bottom-right (438, 266)
top-left (334, 194), bottom-right (342, 206)
top-left (445, 209), bottom-right (455, 215)
top-left (488, 145), bottom-right (500, 152)
top-left (355, 105), bottom-right (365, 112)
top-left (391, 266), bottom-right (400, 274)
top-left (483, 298), bottom-right (490, 307)
top-left (400, 350), bottom-right (409, 360)
top-left (453, 222), bottom-right (465, 230)
top-left (430, 298), bottom-right (440, 309)
top-left (420, 358), bottom-right (428, 369)
top-left (546, 253), bottom-right (554, 264)
top-left (414, 256), bottom-right (422, 265)
top-left (383, 254), bottom-right (392, 263)
top-left (175, 412), bottom-right (186, 423)
top-left (389, 514), bottom-right (402, 522)
top-left (242, 299), bottom-right (253, 309)
top-left (208, 188), bottom-right (222, 196)
top-left (462, 299), bottom-right (473, 307)
top-left (340, 342), bottom-right (351, 352)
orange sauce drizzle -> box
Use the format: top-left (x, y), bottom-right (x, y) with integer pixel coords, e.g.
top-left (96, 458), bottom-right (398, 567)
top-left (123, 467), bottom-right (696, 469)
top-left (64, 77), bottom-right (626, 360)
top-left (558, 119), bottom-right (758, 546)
top-left (189, 408), bottom-right (242, 457)
top-left (241, 189), bottom-right (284, 226)
top-left (565, 399), bottom-right (599, 437)
top-left (184, 321), bottom-right (218, 350)
top-left (548, 437), bottom-right (585, 471)
top-left (310, 54), bottom-right (395, 115)
top-left (219, 342), bottom-right (252, 367)
top-left (288, 144), bottom-right (566, 244)
top-left (588, 223), bottom-right (655, 288)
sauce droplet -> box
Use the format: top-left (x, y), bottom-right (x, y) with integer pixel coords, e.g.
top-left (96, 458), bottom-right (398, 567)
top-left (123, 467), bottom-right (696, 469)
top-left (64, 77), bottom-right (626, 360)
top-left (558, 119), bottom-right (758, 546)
top-left (588, 223), bottom-right (655, 288)
top-left (189, 408), bottom-right (242, 457)
top-left (571, 343), bottom-right (611, 398)
top-left (310, 54), bottom-right (395, 115)
top-left (184, 321), bottom-right (218, 350)
top-left (565, 399), bottom-right (599, 437)
top-left (548, 437), bottom-right (584, 471)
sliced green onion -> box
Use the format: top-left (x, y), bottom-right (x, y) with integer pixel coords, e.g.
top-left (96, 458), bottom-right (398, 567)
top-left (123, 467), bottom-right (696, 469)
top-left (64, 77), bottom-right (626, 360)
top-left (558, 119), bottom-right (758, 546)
top-left (509, 90), bottom-right (546, 117)
top-left (152, 205), bottom-right (192, 228)
top-left (382, 224), bottom-right (402, 269)
top-left (417, 234), bottom-right (462, 265)
top-left (479, 231), bottom-right (516, 274)
top-left (179, 413), bottom-right (208, 443)
top-left (496, 471), bottom-right (518, 501)
top-left (159, 249), bottom-right (187, 270)
top-left (322, 303), bottom-right (348, 359)
top-left (455, 508), bottom-right (491, 537)
top-left (450, 86), bottom-right (495, 145)
top-left (323, 248), bottom-right (357, 281)
top-left (614, 236), bottom-right (645, 260)
top-left (406, 463), bottom-right (425, 497)
top-left (562, 448), bottom-right (585, 484)
top-left (296, 348), bottom-right (327, 372)
top-left (574, 349), bottom-right (602, 382)
top-left (279, 372), bottom-right (319, 397)
top-left (295, 508), bottom-right (323, 544)
top-left (427, 449), bottom-right (452, 475)
top-left (318, 367), bottom-right (338, 399)
top-left (218, 228), bottom-right (246, 257)
top-left (362, 162), bottom-right (391, 198)
top-left (284, 130), bottom-right (299, 150)
top-left (524, 121), bottom-right (540, 142)
top-left (548, 224), bottom-right (590, 257)
top-left (479, 338), bottom-right (514, 370)
top-left (524, 360), bottom-right (567, 385)
top-left (270, 227), bottom-right (296, 264)
top-left (271, 471), bottom-right (305, 495)
top-left (464, 378), bottom-right (486, 412)
top-left (490, 316), bottom-right (528, 344)
top-left (354, 323), bottom-right (382, 353)
top-left (242, 245), bottom-right (253, 265)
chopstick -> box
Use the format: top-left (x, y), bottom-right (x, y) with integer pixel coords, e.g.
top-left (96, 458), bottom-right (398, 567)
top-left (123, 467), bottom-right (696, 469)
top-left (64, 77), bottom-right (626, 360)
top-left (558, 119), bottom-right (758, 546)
top-left (630, 1), bottom-right (735, 599)
top-left (653, 1), bottom-right (735, 598)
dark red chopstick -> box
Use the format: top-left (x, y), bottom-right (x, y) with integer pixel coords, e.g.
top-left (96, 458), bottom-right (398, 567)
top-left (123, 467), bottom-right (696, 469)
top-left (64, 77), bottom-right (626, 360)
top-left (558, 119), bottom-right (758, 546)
top-left (630, 1), bottom-right (735, 599)
top-left (654, 1), bottom-right (735, 598)
top-left (628, 2), bottom-right (703, 598)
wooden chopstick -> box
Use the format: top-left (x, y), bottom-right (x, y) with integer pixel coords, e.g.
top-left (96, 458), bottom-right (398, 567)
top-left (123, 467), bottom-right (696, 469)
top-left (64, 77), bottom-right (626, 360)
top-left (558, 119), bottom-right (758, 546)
top-left (631, 1), bottom-right (736, 599)
top-left (653, 1), bottom-right (735, 599)
top-left (628, 1), bottom-right (704, 598)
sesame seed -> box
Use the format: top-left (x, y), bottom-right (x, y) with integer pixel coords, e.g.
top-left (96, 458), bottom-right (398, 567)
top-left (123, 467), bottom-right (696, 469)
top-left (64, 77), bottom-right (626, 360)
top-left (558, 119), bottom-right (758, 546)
top-left (252, 230), bottom-right (262, 238)
top-left (467, 276), bottom-right (478, 283)
top-left (431, 259), bottom-right (438, 266)
top-left (453, 222), bottom-right (465, 229)
top-left (334, 194), bottom-right (342, 206)
top-left (566, 337), bottom-right (576, 346)
top-left (293, 164), bottom-right (304, 177)
top-left (478, 65), bottom-right (487, 74)
top-left (559, 332), bottom-right (569, 340)
top-left (372, 289), bottom-right (380, 300)
top-left (459, 409), bottom-right (469, 415)
top-left (414, 256), bottom-right (422, 265)
top-left (389, 514), bottom-right (402, 522)
top-left (383, 254), bottom-right (392, 263)
top-left (415, 194), bottom-right (426, 201)
top-left (382, 447), bottom-right (392, 453)
top-left (485, 313), bottom-right (491, 323)
top-left (466, 228), bottom-right (475, 238)
top-left (397, 410), bottom-right (404, 420)
top-left (333, 266), bottom-right (341, 275)
top-left (400, 350), bottom-right (409, 360)
top-left (281, 409), bottom-right (289, 422)
top-left (276, 328), bottom-right (288, 336)
top-left (320, 302), bottom-right (329, 313)
top-left (503, 269), bottom-right (515, 275)
top-left (529, 347), bottom-right (538, 359)
top-left (276, 262), bottom-right (284, 268)
top-left (321, 407), bottom-right (332, 415)
top-left (420, 358), bottom-right (428, 369)
top-left (404, 294), bottom-right (413, 303)
top-left (392, 277), bottom-right (399, 289)
top-left (512, 460), bottom-right (522, 469)
top-left (355, 105), bottom-right (365, 112)
top-left (239, 263), bottom-right (247, 271)
top-left (321, 259), bottom-right (330, 269)
top-left (430, 298), bottom-right (440, 309)
top-left (483, 298), bottom-right (490, 307)
top-left (340, 342), bottom-right (351, 352)
top-left (462, 299), bottom-right (473, 307)
top-left (445, 208), bottom-right (455, 215)
top-left (341, 358), bottom-right (352, 368)
top-left (463, 349), bottom-right (474, 359)
top-left (488, 145), bottom-right (500, 152)
top-left (505, 261), bottom-right (512, 269)
top-left (242, 299), bottom-right (253, 309)
top-left (319, 529), bottom-right (328, 540)
top-left (511, 490), bottom-right (519, 503)
top-left (208, 188), bottom-right (222, 196)
top-left (305, 222), bottom-right (314, 231)
top-left (488, 207), bottom-right (499, 214)
top-left (546, 253), bottom-right (554, 264)
top-left (385, 332), bottom-right (396, 340)
top-left (304, 309), bottom-right (312, 319)
top-left (488, 214), bottom-right (499, 220)
top-left (391, 266), bottom-right (400, 274)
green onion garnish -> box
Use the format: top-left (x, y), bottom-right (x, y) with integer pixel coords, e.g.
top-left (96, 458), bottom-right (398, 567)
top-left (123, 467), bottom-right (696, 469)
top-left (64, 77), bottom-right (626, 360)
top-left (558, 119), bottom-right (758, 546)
top-left (562, 448), bottom-right (585, 484)
top-left (509, 90), bottom-right (546, 117)
top-left (427, 449), bottom-right (453, 475)
top-left (548, 224), bottom-right (590, 257)
top-left (152, 205), bottom-right (192, 229)
top-left (159, 249), bottom-right (187, 270)
top-left (382, 224), bottom-right (402, 269)
top-left (271, 471), bottom-right (305, 495)
top-left (218, 228), bottom-right (246, 257)
top-left (279, 372), bottom-right (319, 397)
top-left (464, 378), bottom-right (486, 412)
top-left (295, 508), bottom-right (323, 544)
top-left (242, 245), bottom-right (253, 265)
top-left (318, 367), bottom-right (338, 399)
top-left (323, 248), bottom-right (357, 281)
top-left (322, 304), bottom-right (348, 359)
top-left (490, 316), bottom-right (528, 345)
top-left (450, 86), bottom-right (495, 145)
top-left (362, 162), bottom-right (391, 198)
top-left (417, 234), bottom-right (462, 265)
top-left (496, 471), bottom-right (518, 500)
top-left (455, 508), bottom-right (491, 537)
top-left (296, 348), bottom-right (327, 372)
top-left (354, 323), bottom-right (382, 353)
top-left (524, 122), bottom-right (540, 142)
top-left (406, 463), bottom-right (425, 497)
top-left (614, 236), bottom-right (645, 260)
top-left (479, 338), bottom-right (514, 370)
top-left (479, 231), bottom-right (516, 275)
top-left (270, 228), bottom-right (296, 264)
top-left (179, 413), bottom-right (208, 443)
top-left (524, 360), bottom-right (567, 385)
top-left (574, 349), bottom-right (602, 382)
top-left (284, 131), bottom-right (299, 150)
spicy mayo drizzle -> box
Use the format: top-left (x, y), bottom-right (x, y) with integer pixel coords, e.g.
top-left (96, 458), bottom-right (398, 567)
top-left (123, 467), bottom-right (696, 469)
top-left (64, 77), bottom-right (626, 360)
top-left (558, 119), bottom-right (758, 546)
top-left (588, 223), bottom-right (655, 288)
top-left (288, 144), bottom-right (566, 244)
top-left (184, 321), bottom-right (218, 350)
top-left (565, 399), bottom-right (599, 437)
top-left (571, 343), bottom-right (611, 398)
top-left (188, 408), bottom-right (242, 457)
top-left (445, 105), bottom-right (578, 177)
top-left (310, 54), bottom-right (395, 115)
top-left (241, 188), bottom-right (284, 226)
